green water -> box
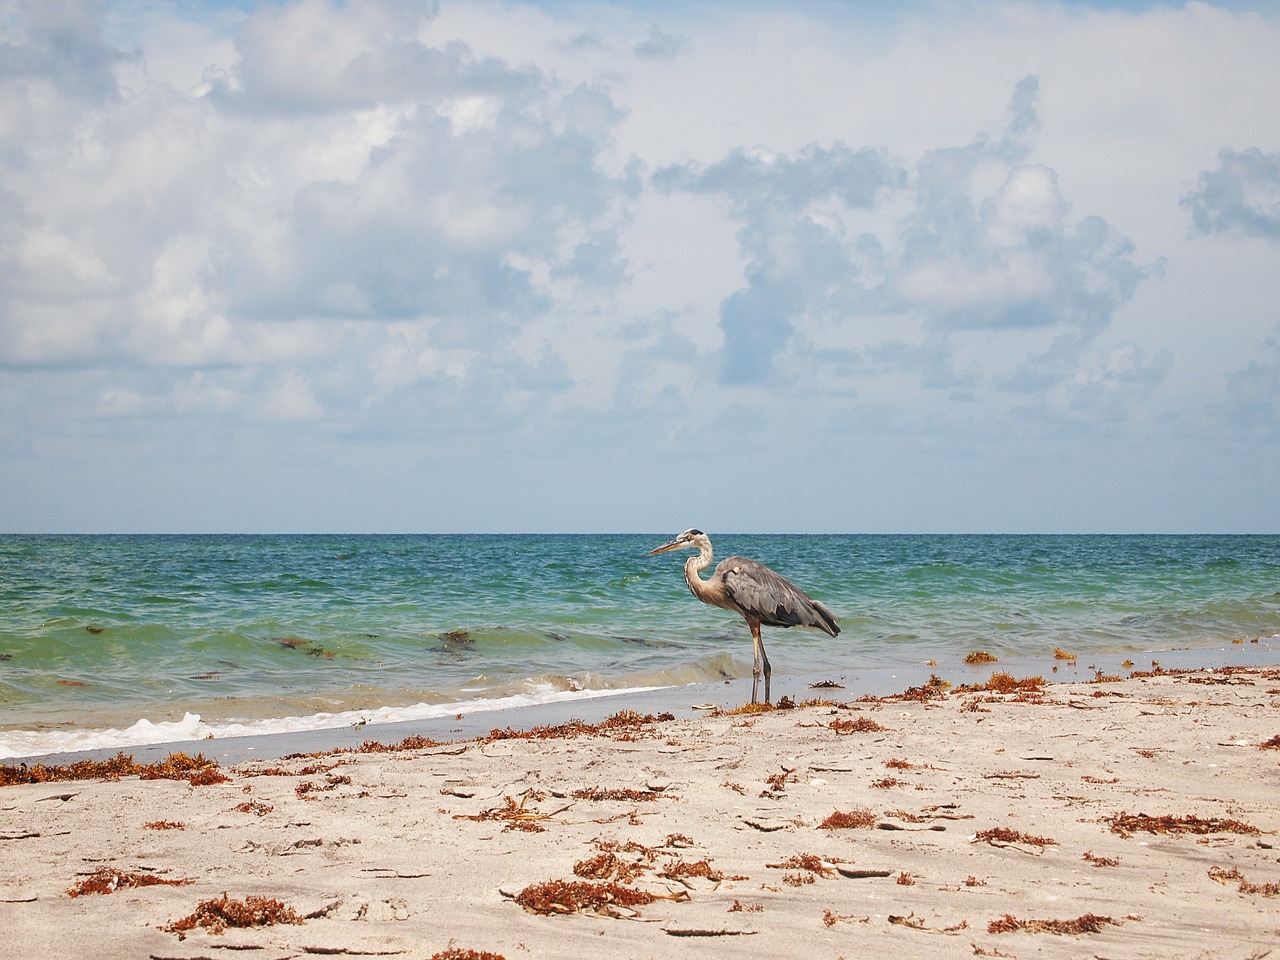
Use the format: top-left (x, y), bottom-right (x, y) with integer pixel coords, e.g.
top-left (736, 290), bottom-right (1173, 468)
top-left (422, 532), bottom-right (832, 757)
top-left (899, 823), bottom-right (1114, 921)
top-left (2, 534), bottom-right (1278, 753)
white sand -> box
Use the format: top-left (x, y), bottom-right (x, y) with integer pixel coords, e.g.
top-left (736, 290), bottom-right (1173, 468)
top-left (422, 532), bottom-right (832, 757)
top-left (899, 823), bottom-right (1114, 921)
top-left (2, 666), bottom-right (1278, 959)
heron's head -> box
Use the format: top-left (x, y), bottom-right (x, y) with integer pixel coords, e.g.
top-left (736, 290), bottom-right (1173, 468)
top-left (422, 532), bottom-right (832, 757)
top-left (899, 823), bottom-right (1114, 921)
top-left (648, 528), bottom-right (707, 555)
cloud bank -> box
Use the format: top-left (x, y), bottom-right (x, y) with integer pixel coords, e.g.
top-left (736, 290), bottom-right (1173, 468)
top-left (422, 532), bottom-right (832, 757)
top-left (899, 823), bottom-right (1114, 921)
top-left (1, 0), bottom-right (1278, 532)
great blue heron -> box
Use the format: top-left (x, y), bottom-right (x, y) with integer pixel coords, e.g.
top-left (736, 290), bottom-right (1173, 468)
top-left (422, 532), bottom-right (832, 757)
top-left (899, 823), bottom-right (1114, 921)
top-left (649, 529), bottom-right (840, 704)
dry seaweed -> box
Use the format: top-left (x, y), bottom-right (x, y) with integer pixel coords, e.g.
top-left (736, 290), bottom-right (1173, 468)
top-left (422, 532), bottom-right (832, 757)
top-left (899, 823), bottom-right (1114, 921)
top-left (988, 913), bottom-right (1118, 935)
top-left (142, 820), bottom-right (185, 830)
top-left (658, 859), bottom-right (726, 883)
top-left (573, 852), bottom-right (649, 884)
top-left (818, 809), bottom-right (876, 830)
top-left (1208, 865), bottom-right (1280, 896)
top-left (454, 791), bottom-right (571, 832)
top-left (1260, 735), bottom-right (1280, 750)
top-left (965, 651), bottom-right (999, 664)
top-left (766, 854), bottom-right (835, 878)
top-left (822, 908), bottom-right (866, 926)
top-left (165, 892), bottom-right (303, 937)
top-left (829, 716), bottom-right (886, 734)
top-left (964, 672), bottom-right (1046, 695)
top-left (1, 751), bottom-right (228, 788)
top-left (1105, 812), bottom-right (1263, 838)
top-left (571, 786), bottom-right (665, 802)
top-left (973, 827), bottom-right (1057, 849)
top-left (485, 710), bottom-right (674, 742)
top-left (888, 912), bottom-right (968, 934)
top-left (353, 735), bottom-right (439, 753)
top-left (897, 675), bottom-right (952, 702)
top-left (760, 767), bottom-right (797, 798)
top-left (511, 879), bottom-right (686, 917)
top-left (68, 867), bottom-right (193, 897)
top-left (1082, 850), bottom-right (1119, 867)
top-left (711, 702), bottom-right (776, 717)
top-left (428, 948), bottom-right (507, 960)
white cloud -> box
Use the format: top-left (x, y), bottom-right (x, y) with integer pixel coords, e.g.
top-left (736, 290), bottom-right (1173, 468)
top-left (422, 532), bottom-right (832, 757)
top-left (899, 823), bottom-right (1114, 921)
top-left (1, 0), bottom-right (1279, 532)
top-left (1182, 148), bottom-right (1280, 241)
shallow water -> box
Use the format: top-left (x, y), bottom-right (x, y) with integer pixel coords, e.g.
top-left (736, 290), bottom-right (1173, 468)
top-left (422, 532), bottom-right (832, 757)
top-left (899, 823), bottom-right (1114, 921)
top-left (2, 533), bottom-right (1278, 757)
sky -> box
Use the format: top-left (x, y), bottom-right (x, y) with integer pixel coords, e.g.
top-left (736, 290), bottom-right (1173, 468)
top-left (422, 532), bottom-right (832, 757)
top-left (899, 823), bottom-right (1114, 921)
top-left (1, 0), bottom-right (1278, 534)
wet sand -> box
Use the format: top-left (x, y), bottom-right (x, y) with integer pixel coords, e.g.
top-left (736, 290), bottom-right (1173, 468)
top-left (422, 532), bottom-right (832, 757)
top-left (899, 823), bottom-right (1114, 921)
top-left (2, 664), bottom-right (1279, 959)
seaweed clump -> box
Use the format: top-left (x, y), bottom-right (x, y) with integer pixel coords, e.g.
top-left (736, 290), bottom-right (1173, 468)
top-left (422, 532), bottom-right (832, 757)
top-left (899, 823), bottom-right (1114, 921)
top-left (1208, 865), bottom-right (1280, 897)
top-left (1105, 812), bottom-right (1262, 838)
top-left (818, 809), bottom-right (877, 830)
top-left (68, 867), bottom-right (193, 897)
top-left (973, 827), bottom-right (1057, 849)
top-left (571, 786), bottom-right (665, 802)
top-left (830, 716), bottom-right (886, 734)
top-left (0, 751), bottom-right (228, 788)
top-left (164, 893), bottom-right (303, 937)
top-left (511, 879), bottom-right (686, 918)
top-left (988, 913), bottom-right (1118, 935)
top-left (485, 710), bottom-right (674, 743)
top-left (971, 672), bottom-right (1046, 695)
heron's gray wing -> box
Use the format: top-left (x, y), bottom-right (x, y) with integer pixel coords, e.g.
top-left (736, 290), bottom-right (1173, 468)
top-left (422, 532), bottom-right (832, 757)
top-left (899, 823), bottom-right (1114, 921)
top-left (718, 556), bottom-right (840, 636)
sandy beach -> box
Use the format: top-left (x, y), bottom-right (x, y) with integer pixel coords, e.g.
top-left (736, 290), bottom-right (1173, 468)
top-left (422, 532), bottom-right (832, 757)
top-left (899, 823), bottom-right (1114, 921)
top-left (2, 664), bottom-right (1278, 959)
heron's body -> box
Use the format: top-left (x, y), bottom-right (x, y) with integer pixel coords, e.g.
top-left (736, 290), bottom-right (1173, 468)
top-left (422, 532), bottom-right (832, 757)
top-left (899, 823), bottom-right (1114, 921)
top-left (649, 529), bottom-right (839, 704)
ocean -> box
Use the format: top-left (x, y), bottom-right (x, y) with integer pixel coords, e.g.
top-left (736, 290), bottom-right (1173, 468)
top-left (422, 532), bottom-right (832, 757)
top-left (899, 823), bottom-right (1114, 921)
top-left (2, 533), bottom-right (1278, 760)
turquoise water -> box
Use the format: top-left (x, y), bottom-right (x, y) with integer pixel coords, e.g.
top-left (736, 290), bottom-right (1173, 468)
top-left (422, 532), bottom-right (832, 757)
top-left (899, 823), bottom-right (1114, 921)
top-left (2, 534), bottom-right (1278, 756)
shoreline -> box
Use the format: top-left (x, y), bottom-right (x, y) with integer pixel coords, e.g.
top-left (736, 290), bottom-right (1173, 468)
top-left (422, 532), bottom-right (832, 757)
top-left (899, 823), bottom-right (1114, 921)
top-left (10, 636), bottom-right (1280, 766)
top-left (1, 659), bottom-right (1278, 959)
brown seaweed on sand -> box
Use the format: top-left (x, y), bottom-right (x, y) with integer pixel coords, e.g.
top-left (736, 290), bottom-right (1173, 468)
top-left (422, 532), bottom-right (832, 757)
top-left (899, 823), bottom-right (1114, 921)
top-left (0, 751), bottom-right (228, 788)
top-left (818, 809), bottom-right (876, 830)
top-left (67, 867), bottom-right (193, 897)
top-left (658, 858), bottom-right (727, 883)
top-left (429, 948), bottom-right (507, 960)
top-left (759, 767), bottom-right (797, 798)
top-left (164, 892), bottom-right (303, 937)
top-left (510, 879), bottom-right (687, 918)
top-left (454, 791), bottom-right (572, 832)
top-left (972, 827), bottom-right (1057, 851)
top-left (766, 853), bottom-right (836, 880)
top-left (574, 853), bottom-right (648, 884)
top-left (829, 716), bottom-right (886, 734)
top-left (964, 671), bottom-right (1047, 696)
top-left (1208, 865), bottom-right (1280, 896)
top-left (987, 913), bottom-right (1119, 935)
top-left (485, 710), bottom-right (674, 743)
top-left (1104, 812), bottom-right (1263, 838)
top-left (571, 786), bottom-right (667, 802)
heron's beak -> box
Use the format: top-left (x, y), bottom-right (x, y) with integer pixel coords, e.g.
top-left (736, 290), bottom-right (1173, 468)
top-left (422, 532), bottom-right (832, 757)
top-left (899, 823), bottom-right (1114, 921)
top-left (648, 537), bottom-right (684, 555)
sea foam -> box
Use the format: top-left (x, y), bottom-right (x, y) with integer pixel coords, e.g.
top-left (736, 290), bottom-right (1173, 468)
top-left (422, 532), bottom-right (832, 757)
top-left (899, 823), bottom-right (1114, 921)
top-left (0, 684), bottom-right (664, 761)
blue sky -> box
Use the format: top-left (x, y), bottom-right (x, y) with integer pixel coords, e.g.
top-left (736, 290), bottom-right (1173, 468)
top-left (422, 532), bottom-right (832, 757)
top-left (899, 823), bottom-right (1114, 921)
top-left (1, 0), bottom-right (1278, 533)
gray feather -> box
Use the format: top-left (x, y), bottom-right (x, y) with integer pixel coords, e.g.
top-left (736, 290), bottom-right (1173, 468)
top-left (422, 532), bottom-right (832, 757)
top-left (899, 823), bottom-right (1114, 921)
top-left (718, 556), bottom-right (840, 636)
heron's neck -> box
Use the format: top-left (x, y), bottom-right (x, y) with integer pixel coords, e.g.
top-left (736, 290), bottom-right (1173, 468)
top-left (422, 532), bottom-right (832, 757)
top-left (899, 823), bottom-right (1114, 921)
top-left (683, 543), bottom-right (716, 600)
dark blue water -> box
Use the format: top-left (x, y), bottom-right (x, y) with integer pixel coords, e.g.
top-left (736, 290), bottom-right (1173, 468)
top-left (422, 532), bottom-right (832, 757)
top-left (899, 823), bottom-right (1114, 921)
top-left (2, 534), bottom-right (1278, 756)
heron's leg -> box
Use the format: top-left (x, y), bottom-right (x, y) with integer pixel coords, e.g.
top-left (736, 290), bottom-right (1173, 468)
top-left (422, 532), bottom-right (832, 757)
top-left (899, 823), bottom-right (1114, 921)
top-left (760, 632), bottom-right (772, 704)
top-left (749, 620), bottom-right (770, 704)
